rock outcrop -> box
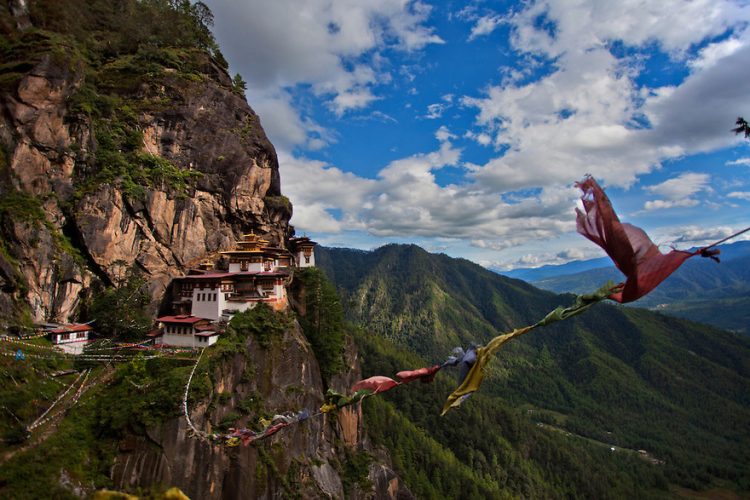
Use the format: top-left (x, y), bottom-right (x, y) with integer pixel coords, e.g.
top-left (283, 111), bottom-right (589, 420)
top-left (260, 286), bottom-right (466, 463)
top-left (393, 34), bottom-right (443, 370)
top-left (111, 322), bottom-right (411, 499)
top-left (0, 6), bottom-right (411, 498)
top-left (0, 24), bottom-right (291, 324)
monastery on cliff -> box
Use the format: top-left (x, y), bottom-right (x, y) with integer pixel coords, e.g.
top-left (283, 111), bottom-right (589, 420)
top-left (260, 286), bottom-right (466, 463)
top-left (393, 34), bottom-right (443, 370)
top-left (154, 233), bottom-right (316, 348)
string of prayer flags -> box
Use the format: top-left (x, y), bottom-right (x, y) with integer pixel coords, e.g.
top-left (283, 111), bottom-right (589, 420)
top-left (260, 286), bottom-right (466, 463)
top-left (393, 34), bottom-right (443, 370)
top-left (535, 281), bottom-right (615, 326)
top-left (441, 326), bottom-right (534, 415)
top-left (321, 388), bottom-right (374, 413)
top-left (575, 176), bottom-right (710, 303)
top-left (441, 283), bottom-right (616, 414)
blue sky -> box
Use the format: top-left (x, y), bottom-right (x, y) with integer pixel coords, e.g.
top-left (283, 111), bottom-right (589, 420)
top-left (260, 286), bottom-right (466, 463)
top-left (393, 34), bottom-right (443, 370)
top-left (204, 0), bottom-right (750, 270)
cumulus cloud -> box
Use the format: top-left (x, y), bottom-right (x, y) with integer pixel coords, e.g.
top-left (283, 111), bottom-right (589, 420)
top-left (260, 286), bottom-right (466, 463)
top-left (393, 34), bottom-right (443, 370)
top-left (644, 172), bottom-right (710, 197)
top-left (663, 225), bottom-right (750, 245)
top-left (485, 246), bottom-right (603, 270)
top-left (280, 133), bottom-right (579, 245)
top-left (205, 0), bottom-right (443, 147)
top-left (642, 172), bottom-right (710, 210)
top-left (643, 199), bottom-right (700, 211)
top-left (462, 0), bottom-right (750, 191)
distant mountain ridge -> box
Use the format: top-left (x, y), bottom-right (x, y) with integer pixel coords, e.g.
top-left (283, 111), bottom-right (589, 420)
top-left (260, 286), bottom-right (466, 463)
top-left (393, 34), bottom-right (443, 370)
top-left (503, 241), bottom-right (750, 334)
top-left (499, 256), bottom-right (614, 282)
top-left (316, 243), bottom-right (750, 496)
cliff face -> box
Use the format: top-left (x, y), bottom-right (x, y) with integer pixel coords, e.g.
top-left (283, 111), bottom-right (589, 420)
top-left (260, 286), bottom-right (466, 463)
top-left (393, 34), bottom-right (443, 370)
top-left (0, 5), bottom-right (411, 498)
top-left (0, 4), bottom-right (291, 324)
top-left (111, 321), bottom-right (410, 500)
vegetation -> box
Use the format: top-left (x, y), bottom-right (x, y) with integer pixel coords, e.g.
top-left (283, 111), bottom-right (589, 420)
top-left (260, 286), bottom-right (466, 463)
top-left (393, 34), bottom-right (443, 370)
top-left (318, 244), bottom-right (750, 495)
top-left (231, 72), bottom-right (247, 96)
top-left (733, 116), bottom-right (749, 138)
top-left (229, 303), bottom-right (293, 348)
top-left (296, 268), bottom-right (346, 381)
top-left (88, 264), bottom-right (152, 340)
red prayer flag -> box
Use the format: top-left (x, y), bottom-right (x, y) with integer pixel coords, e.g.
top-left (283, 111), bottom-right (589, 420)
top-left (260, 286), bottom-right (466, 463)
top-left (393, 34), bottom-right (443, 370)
top-left (351, 376), bottom-right (400, 394)
top-left (575, 176), bottom-right (699, 303)
top-left (396, 365), bottom-right (441, 384)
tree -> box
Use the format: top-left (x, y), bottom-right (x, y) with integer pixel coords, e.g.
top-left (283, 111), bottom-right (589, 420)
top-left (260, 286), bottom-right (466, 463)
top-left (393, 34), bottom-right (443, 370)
top-left (733, 117), bottom-right (749, 138)
top-left (89, 265), bottom-right (152, 340)
top-left (232, 73), bottom-right (247, 96)
top-left (297, 268), bottom-right (345, 381)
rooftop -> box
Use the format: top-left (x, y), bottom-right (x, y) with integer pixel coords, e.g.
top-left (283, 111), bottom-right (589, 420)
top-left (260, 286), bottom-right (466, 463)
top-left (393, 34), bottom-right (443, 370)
top-left (157, 315), bottom-right (208, 324)
top-left (48, 323), bottom-right (94, 334)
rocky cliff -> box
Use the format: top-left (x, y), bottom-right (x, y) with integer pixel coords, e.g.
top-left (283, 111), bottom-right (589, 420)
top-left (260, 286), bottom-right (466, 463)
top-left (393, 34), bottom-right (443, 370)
top-left (0, 1), bottom-right (291, 325)
top-left (0, 4), bottom-right (411, 498)
top-left (111, 321), bottom-right (410, 499)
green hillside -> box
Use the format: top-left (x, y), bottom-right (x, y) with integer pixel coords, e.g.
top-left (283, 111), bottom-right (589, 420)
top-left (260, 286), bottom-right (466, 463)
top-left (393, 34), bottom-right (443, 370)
top-left (531, 242), bottom-right (750, 334)
top-left (317, 244), bottom-right (750, 496)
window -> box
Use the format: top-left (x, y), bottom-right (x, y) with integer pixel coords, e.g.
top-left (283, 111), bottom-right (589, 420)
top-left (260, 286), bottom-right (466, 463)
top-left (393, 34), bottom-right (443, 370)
top-left (61, 333), bottom-right (70, 340)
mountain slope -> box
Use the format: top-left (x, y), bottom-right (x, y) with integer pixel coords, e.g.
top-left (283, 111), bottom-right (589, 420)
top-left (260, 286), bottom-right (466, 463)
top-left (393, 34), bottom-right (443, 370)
top-left (317, 244), bottom-right (750, 493)
top-left (528, 241), bottom-right (750, 334)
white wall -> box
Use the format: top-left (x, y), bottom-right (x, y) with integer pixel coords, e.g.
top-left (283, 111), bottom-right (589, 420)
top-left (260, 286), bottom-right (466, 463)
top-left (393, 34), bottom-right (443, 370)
top-left (228, 261), bottom-right (264, 272)
top-left (191, 286), bottom-right (226, 321)
top-left (51, 331), bottom-right (89, 344)
top-left (161, 332), bottom-right (199, 348)
top-left (296, 249), bottom-right (315, 267)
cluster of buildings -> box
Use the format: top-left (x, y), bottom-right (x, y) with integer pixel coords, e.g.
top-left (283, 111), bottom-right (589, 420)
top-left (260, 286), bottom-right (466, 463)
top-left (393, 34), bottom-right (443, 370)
top-left (33, 232), bottom-right (315, 352)
top-left (153, 233), bottom-right (316, 348)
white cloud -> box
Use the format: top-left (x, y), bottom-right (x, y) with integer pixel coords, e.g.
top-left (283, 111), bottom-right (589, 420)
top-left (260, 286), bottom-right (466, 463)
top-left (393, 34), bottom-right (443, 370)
top-left (728, 191), bottom-right (750, 201)
top-left (461, 0), bottom-right (750, 192)
top-left (644, 172), bottom-right (710, 199)
top-left (280, 140), bottom-right (579, 244)
top-left (425, 103), bottom-right (447, 119)
top-left (662, 225), bottom-right (750, 245)
top-left (727, 158), bottom-right (750, 166)
top-left (464, 131), bottom-right (492, 146)
top-left (643, 198), bottom-right (700, 211)
top-left (468, 14), bottom-right (503, 41)
top-left (689, 36), bottom-right (745, 71)
top-left (484, 245), bottom-right (603, 270)
top-left (435, 125), bottom-right (456, 142)
top-left (509, 0), bottom-right (748, 58)
top-left (328, 88), bottom-right (380, 116)
top-left (642, 172), bottom-right (710, 210)
top-left (206, 0), bottom-right (443, 148)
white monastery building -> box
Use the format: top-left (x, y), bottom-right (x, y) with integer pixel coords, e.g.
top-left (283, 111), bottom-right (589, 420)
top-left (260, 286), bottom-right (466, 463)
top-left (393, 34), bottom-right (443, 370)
top-left (155, 232), bottom-right (317, 348)
top-left (152, 315), bottom-right (220, 348)
top-left (47, 323), bottom-right (94, 355)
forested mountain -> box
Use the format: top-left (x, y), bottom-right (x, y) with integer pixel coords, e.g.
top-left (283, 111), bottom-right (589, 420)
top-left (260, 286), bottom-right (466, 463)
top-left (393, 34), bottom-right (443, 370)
top-left (525, 241), bottom-right (750, 334)
top-left (317, 244), bottom-right (750, 497)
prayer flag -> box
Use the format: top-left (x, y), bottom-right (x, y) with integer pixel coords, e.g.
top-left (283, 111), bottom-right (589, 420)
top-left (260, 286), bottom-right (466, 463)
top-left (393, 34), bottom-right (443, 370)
top-left (442, 326), bottom-right (534, 414)
top-left (575, 176), bottom-right (700, 303)
top-left (396, 364), bottom-right (442, 383)
top-left (351, 376), bottom-right (400, 394)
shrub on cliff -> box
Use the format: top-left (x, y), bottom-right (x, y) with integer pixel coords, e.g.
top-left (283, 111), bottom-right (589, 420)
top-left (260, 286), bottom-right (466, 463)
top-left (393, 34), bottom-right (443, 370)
top-left (229, 303), bottom-right (292, 348)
